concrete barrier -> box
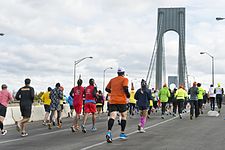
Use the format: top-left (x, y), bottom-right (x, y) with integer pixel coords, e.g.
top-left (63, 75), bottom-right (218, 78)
top-left (3, 107), bottom-right (15, 125)
top-left (30, 105), bottom-right (45, 122)
top-left (3, 104), bottom-right (71, 125)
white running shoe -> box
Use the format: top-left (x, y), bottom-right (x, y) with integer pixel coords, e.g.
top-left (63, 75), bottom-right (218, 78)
top-left (139, 127), bottom-right (146, 133)
top-left (1, 130), bottom-right (7, 136)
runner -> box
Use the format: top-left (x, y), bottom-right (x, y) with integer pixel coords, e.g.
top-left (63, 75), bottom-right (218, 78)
top-left (70, 79), bottom-right (85, 132)
top-left (175, 84), bottom-right (187, 119)
top-left (214, 83), bottom-right (224, 113)
top-left (208, 84), bottom-right (215, 111)
top-left (15, 78), bottom-right (35, 137)
top-left (105, 67), bottom-right (130, 143)
top-left (134, 79), bottom-right (152, 133)
top-left (129, 82), bottom-right (136, 118)
top-left (188, 82), bottom-right (199, 120)
top-left (66, 95), bottom-right (74, 118)
top-left (81, 78), bottom-right (97, 133)
top-left (197, 83), bottom-right (205, 115)
top-left (41, 87), bottom-right (52, 125)
top-left (0, 84), bottom-right (13, 135)
top-left (96, 90), bottom-right (104, 116)
top-left (158, 84), bottom-right (170, 119)
top-left (48, 83), bottom-right (63, 129)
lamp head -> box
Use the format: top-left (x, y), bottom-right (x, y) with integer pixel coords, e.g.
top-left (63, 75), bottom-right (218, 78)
top-left (216, 17), bottom-right (225, 21)
top-left (200, 52), bottom-right (205, 54)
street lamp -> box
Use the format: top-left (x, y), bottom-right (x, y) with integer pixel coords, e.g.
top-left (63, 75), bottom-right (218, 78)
top-left (103, 67), bottom-right (113, 96)
top-left (216, 17), bottom-right (225, 21)
top-left (0, 33), bottom-right (4, 36)
top-left (73, 56), bottom-right (93, 87)
top-left (200, 52), bottom-right (214, 86)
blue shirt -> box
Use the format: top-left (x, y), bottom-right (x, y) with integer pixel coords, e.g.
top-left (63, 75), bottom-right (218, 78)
top-left (134, 88), bottom-right (152, 107)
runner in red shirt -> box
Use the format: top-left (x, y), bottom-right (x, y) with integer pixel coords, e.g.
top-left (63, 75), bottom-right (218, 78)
top-left (70, 79), bottom-right (85, 132)
top-left (81, 78), bottom-right (97, 133)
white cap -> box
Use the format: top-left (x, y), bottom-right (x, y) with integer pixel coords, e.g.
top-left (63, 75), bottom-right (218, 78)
top-left (117, 67), bottom-right (125, 73)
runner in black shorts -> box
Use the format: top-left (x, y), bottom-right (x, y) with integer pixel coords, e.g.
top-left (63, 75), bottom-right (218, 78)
top-left (15, 78), bottom-right (34, 137)
top-left (105, 67), bottom-right (130, 143)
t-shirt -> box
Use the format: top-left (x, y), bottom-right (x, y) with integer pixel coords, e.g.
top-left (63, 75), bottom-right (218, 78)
top-left (41, 91), bottom-right (51, 105)
top-left (106, 76), bottom-right (129, 104)
top-left (73, 86), bottom-right (85, 105)
top-left (0, 89), bottom-right (12, 107)
top-left (15, 85), bottom-right (35, 106)
top-left (85, 85), bottom-right (96, 100)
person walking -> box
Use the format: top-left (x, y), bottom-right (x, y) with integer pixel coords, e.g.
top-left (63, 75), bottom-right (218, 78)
top-left (208, 84), bottom-right (215, 111)
top-left (175, 85), bottom-right (187, 119)
top-left (105, 67), bottom-right (130, 143)
top-left (214, 83), bottom-right (224, 113)
top-left (70, 79), bottom-right (85, 132)
top-left (15, 78), bottom-right (35, 137)
top-left (41, 87), bottom-right (52, 125)
top-left (158, 84), bottom-right (170, 119)
top-left (48, 83), bottom-right (63, 129)
top-left (197, 83), bottom-right (205, 115)
top-left (188, 82), bottom-right (199, 120)
top-left (0, 84), bottom-right (13, 135)
top-left (81, 78), bottom-right (97, 133)
top-left (134, 79), bottom-right (152, 133)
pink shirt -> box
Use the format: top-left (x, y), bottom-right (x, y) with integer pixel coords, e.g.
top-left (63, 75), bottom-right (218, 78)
top-left (0, 89), bottom-right (12, 107)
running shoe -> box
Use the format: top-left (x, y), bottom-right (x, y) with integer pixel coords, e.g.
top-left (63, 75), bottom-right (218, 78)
top-left (57, 123), bottom-right (62, 128)
top-left (140, 127), bottom-right (146, 133)
top-left (190, 115), bottom-right (193, 120)
top-left (21, 132), bottom-right (28, 137)
top-left (16, 121), bottom-right (21, 132)
top-left (52, 121), bottom-right (56, 126)
top-left (81, 124), bottom-right (86, 133)
top-left (118, 120), bottom-right (121, 125)
top-left (137, 124), bottom-right (141, 132)
top-left (91, 126), bottom-right (97, 132)
top-left (119, 133), bottom-right (127, 140)
top-left (161, 115), bottom-right (165, 119)
top-left (71, 126), bottom-right (76, 132)
top-left (48, 123), bottom-right (52, 129)
top-left (179, 114), bottom-right (182, 119)
top-left (1, 130), bottom-right (7, 136)
top-left (106, 131), bottom-right (112, 143)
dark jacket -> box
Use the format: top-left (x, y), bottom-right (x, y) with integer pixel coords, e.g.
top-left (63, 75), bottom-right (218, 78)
top-left (134, 88), bottom-right (152, 107)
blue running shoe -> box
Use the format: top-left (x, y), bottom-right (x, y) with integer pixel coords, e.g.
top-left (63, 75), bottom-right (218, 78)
top-left (106, 131), bottom-right (112, 143)
top-left (119, 133), bottom-right (127, 140)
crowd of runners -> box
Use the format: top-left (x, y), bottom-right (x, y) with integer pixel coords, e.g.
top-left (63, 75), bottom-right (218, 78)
top-left (0, 67), bottom-right (224, 143)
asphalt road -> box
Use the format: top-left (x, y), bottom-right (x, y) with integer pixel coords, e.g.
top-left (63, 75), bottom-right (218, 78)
top-left (0, 105), bottom-right (225, 150)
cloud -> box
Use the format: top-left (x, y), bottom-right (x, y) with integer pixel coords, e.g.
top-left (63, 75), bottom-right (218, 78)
top-left (1, 0), bottom-right (225, 93)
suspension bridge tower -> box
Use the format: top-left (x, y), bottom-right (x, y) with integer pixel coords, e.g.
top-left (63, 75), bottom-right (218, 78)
top-left (146, 7), bottom-right (188, 89)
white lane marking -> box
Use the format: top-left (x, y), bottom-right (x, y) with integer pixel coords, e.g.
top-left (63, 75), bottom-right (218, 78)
top-left (0, 128), bottom-right (70, 144)
top-left (80, 116), bottom-right (178, 150)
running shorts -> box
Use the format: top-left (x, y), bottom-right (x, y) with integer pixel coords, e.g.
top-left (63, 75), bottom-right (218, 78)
top-left (74, 103), bottom-right (83, 114)
top-left (138, 106), bottom-right (148, 111)
top-left (44, 104), bottom-right (50, 113)
top-left (0, 103), bottom-right (7, 117)
top-left (20, 104), bottom-right (32, 118)
top-left (84, 103), bottom-right (96, 113)
top-left (108, 104), bottom-right (127, 113)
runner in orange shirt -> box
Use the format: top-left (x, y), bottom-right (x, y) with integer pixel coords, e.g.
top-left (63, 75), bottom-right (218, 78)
top-left (105, 67), bottom-right (130, 143)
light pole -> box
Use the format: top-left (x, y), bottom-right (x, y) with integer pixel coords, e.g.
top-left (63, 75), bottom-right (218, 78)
top-left (74, 56), bottom-right (93, 87)
top-left (200, 52), bottom-right (214, 86)
top-left (103, 67), bottom-right (113, 96)
top-left (0, 33), bottom-right (4, 36)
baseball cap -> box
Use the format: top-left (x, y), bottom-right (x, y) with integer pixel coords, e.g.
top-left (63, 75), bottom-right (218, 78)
top-left (117, 67), bottom-right (125, 73)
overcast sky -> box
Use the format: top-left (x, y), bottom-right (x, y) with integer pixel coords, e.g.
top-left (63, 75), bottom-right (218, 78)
top-left (1, 0), bottom-right (225, 94)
